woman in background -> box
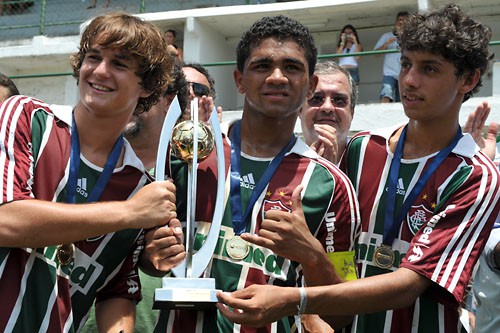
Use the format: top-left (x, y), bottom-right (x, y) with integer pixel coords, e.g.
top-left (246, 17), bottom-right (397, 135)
top-left (336, 24), bottom-right (362, 84)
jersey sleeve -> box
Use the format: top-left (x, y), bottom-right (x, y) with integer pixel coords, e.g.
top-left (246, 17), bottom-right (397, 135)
top-left (400, 161), bottom-right (500, 306)
top-left (94, 234), bottom-right (145, 304)
top-left (303, 159), bottom-right (361, 281)
top-left (0, 96), bottom-right (40, 203)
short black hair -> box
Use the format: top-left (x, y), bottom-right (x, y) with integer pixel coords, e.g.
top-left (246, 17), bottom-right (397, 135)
top-left (166, 59), bottom-right (189, 112)
top-left (0, 73), bottom-right (20, 98)
top-left (397, 11), bottom-right (409, 19)
top-left (236, 15), bottom-right (317, 76)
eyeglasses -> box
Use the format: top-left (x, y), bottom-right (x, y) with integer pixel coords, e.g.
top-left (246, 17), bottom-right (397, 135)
top-left (307, 94), bottom-right (349, 108)
top-left (188, 81), bottom-right (210, 98)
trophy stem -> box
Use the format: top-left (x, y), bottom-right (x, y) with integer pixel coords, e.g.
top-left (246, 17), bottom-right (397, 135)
top-left (185, 100), bottom-right (199, 278)
top-left (153, 100), bottom-right (224, 310)
top-left (185, 163), bottom-right (197, 278)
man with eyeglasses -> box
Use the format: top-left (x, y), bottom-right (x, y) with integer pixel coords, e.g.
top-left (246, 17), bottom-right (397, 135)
top-left (300, 61), bottom-right (357, 164)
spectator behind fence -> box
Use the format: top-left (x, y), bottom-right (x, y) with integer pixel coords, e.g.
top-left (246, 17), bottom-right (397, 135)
top-left (336, 25), bottom-right (362, 85)
top-left (374, 10), bottom-right (409, 103)
top-left (0, 0), bottom-right (34, 16)
top-left (217, 5), bottom-right (499, 333)
top-left (165, 29), bottom-right (183, 61)
top-left (0, 73), bottom-right (20, 103)
top-left (0, 12), bottom-right (177, 332)
top-left (87, 0), bottom-right (110, 9)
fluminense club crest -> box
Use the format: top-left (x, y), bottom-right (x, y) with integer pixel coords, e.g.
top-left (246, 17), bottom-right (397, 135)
top-left (262, 199), bottom-right (291, 219)
top-left (407, 204), bottom-right (433, 235)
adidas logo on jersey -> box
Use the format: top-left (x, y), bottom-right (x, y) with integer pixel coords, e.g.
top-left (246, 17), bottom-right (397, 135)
top-left (396, 178), bottom-right (406, 196)
top-left (396, 178), bottom-right (406, 195)
top-left (76, 178), bottom-right (89, 198)
top-left (240, 173), bottom-right (255, 189)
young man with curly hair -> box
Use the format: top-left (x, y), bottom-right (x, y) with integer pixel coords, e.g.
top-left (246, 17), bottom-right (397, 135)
top-left (0, 13), bottom-right (179, 332)
top-left (218, 5), bottom-right (500, 333)
top-left (152, 14), bottom-right (361, 333)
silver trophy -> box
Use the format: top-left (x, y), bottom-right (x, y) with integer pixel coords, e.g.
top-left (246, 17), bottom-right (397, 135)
top-left (153, 97), bottom-right (225, 310)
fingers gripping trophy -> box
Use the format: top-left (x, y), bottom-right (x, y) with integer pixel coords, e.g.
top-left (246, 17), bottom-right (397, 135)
top-left (153, 97), bottom-right (225, 309)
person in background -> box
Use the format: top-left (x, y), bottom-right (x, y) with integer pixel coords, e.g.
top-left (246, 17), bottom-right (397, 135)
top-left (0, 12), bottom-right (177, 332)
top-left (463, 102), bottom-right (499, 163)
top-left (86, 0), bottom-right (110, 9)
top-left (463, 102), bottom-right (500, 333)
top-left (182, 62), bottom-right (223, 122)
top-left (336, 25), bottom-right (362, 85)
top-left (472, 216), bottom-right (500, 333)
top-left (0, 72), bottom-right (20, 103)
top-left (300, 60), bottom-right (358, 164)
top-left (217, 5), bottom-right (500, 333)
top-left (374, 10), bottom-right (409, 103)
top-left (150, 14), bottom-right (361, 333)
top-left (165, 29), bottom-right (183, 61)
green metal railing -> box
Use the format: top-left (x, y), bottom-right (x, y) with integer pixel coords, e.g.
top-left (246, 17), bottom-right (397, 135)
top-left (8, 41), bottom-right (500, 80)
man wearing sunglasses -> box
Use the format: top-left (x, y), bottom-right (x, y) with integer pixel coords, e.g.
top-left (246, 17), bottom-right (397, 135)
top-left (182, 62), bottom-right (223, 121)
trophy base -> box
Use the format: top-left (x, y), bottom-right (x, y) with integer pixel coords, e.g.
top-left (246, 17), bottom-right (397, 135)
top-left (153, 277), bottom-right (219, 310)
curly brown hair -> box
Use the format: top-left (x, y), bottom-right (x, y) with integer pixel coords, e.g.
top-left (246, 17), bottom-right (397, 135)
top-left (70, 12), bottom-right (172, 113)
top-left (399, 4), bottom-right (492, 101)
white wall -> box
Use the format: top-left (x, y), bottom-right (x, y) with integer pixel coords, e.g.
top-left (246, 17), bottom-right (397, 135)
top-left (183, 17), bottom-right (240, 110)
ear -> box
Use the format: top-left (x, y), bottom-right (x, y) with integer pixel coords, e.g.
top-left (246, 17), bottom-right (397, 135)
top-left (233, 69), bottom-right (245, 94)
top-left (306, 74), bottom-right (318, 100)
top-left (459, 68), bottom-right (481, 95)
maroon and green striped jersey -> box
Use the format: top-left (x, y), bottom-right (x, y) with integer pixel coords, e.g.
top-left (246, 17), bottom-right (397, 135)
top-left (156, 137), bottom-right (361, 332)
top-left (0, 96), bottom-right (149, 332)
top-left (340, 125), bottom-right (500, 333)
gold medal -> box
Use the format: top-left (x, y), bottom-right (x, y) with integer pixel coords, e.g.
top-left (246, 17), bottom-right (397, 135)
top-left (57, 243), bottom-right (74, 266)
top-left (373, 244), bottom-right (395, 269)
top-left (226, 236), bottom-right (249, 260)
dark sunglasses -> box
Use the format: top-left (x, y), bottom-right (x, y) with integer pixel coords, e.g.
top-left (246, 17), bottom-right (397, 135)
top-left (188, 81), bottom-right (210, 97)
top-left (307, 94), bottom-right (349, 108)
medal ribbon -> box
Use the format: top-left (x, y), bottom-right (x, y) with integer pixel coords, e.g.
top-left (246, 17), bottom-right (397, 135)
top-left (66, 112), bottom-right (124, 204)
top-left (383, 125), bottom-right (462, 246)
top-left (229, 120), bottom-right (296, 235)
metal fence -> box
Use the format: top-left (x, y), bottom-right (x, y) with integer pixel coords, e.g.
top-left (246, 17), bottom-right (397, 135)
top-left (0, 0), bottom-right (275, 41)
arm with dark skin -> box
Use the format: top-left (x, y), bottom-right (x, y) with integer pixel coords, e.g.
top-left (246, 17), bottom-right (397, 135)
top-left (216, 267), bottom-right (430, 330)
top-left (239, 185), bottom-right (354, 329)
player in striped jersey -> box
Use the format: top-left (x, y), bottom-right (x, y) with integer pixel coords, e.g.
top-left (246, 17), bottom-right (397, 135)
top-left (151, 15), bottom-right (361, 333)
top-left (218, 5), bottom-right (500, 333)
top-left (0, 13), bottom-right (179, 333)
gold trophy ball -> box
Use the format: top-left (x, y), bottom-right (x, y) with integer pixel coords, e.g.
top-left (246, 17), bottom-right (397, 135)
top-left (171, 120), bottom-right (215, 162)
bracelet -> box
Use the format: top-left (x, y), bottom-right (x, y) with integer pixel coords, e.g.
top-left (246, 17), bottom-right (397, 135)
top-left (340, 42), bottom-right (345, 47)
top-left (297, 286), bottom-right (307, 315)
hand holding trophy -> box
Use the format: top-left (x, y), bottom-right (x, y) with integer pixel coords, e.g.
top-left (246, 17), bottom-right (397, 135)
top-left (154, 97), bottom-right (225, 310)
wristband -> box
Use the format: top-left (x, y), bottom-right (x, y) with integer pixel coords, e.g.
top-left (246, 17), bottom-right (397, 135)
top-left (295, 287), bottom-right (307, 333)
top-left (297, 286), bottom-right (307, 314)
